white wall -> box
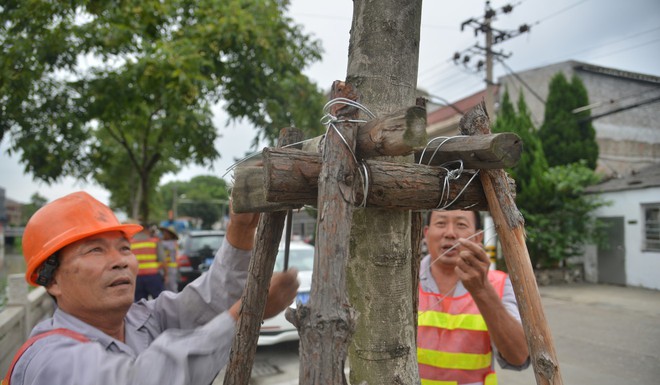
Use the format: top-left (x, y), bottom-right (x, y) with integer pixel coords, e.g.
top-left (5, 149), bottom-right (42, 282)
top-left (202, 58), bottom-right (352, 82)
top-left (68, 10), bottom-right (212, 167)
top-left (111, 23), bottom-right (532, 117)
top-left (595, 188), bottom-right (660, 290)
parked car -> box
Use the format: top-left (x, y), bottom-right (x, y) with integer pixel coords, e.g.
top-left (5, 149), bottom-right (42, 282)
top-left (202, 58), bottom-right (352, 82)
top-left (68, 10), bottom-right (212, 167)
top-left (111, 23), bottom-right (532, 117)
top-left (258, 241), bottom-right (315, 346)
top-left (176, 230), bottom-right (225, 291)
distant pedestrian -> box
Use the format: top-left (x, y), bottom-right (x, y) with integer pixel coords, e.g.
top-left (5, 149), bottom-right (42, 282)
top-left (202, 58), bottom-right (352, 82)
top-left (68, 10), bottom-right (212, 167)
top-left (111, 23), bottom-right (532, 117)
top-left (131, 225), bottom-right (166, 301)
top-left (159, 225), bottom-right (179, 293)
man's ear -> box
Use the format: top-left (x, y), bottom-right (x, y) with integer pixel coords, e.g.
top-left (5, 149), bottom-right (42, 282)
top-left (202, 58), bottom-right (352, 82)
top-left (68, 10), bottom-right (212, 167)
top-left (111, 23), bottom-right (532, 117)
top-left (423, 225), bottom-right (429, 238)
top-left (474, 230), bottom-right (484, 244)
top-left (46, 274), bottom-right (62, 298)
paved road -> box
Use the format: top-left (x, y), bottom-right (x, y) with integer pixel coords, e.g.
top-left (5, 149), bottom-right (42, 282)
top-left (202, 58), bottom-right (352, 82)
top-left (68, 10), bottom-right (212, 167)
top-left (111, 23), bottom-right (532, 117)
top-left (498, 284), bottom-right (660, 385)
top-left (216, 283), bottom-right (660, 385)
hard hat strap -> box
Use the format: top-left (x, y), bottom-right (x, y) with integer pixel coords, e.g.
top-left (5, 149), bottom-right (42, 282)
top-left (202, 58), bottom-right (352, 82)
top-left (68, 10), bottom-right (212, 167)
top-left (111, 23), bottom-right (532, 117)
top-left (36, 255), bottom-right (59, 286)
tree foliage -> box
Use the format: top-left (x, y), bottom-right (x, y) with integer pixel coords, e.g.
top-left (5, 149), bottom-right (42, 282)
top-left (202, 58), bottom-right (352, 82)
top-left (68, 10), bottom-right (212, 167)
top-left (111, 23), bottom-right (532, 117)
top-left (493, 88), bottom-right (608, 268)
top-left (20, 193), bottom-right (48, 226)
top-left (523, 162), bottom-right (609, 268)
top-left (159, 175), bottom-right (229, 229)
top-left (0, 0), bottom-right (326, 221)
top-left (492, 89), bottom-right (552, 209)
top-left (538, 72), bottom-right (599, 169)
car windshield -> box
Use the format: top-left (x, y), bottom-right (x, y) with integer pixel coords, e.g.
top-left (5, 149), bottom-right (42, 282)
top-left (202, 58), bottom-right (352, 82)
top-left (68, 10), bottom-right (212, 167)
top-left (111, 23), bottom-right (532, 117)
top-left (189, 234), bottom-right (224, 256)
top-left (274, 247), bottom-right (315, 272)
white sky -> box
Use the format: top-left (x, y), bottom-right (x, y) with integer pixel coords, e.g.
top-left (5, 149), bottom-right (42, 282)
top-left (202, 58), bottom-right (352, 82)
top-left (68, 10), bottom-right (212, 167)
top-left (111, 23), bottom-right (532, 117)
top-left (1, 0), bottom-right (659, 205)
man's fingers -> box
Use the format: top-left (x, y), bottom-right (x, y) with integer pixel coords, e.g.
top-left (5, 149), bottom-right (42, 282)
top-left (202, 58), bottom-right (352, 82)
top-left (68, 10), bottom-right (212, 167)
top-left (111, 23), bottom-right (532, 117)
top-left (458, 239), bottom-right (490, 264)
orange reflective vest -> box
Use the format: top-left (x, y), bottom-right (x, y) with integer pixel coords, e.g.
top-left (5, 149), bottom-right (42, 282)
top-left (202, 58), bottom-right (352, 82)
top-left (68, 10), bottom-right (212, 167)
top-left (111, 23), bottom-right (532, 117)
top-left (417, 270), bottom-right (507, 385)
top-left (131, 237), bottom-right (160, 276)
top-left (2, 328), bottom-right (89, 385)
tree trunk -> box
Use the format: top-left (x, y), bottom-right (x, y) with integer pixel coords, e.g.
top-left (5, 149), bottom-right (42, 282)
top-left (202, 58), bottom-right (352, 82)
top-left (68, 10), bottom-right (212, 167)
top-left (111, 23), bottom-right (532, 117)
top-left (140, 171), bottom-right (150, 223)
top-left (346, 1), bottom-right (422, 384)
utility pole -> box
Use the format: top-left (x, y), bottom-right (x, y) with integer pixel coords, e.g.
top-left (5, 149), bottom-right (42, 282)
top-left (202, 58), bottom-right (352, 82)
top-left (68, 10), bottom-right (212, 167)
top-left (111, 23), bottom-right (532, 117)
top-left (454, 1), bottom-right (530, 119)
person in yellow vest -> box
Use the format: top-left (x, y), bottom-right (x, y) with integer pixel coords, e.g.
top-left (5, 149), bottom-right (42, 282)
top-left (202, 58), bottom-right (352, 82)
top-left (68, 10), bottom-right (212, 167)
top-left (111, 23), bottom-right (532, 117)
top-left (418, 209), bottom-right (530, 385)
top-left (159, 226), bottom-right (179, 293)
top-left (131, 224), bottom-right (166, 301)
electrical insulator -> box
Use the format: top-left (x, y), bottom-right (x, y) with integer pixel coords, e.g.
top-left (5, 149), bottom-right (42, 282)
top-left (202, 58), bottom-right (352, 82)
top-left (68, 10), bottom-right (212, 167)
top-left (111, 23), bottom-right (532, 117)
top-left (462, 55), bottom-right (471, 64)
top-left (519, 24), bottom-right (530, 33)
top-left (477, 60), bottom-right (484, 70)
top-left (502, 4), bottom-right (513, 13)
top-left (453, 52), bottom-right (461, 62)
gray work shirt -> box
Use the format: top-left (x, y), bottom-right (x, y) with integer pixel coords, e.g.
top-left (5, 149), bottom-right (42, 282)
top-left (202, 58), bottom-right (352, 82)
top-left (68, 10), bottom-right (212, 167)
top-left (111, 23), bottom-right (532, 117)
top-left (10, 239), bottom-right (250, 385)
top-left (419, 254), bottom-right (530, 372)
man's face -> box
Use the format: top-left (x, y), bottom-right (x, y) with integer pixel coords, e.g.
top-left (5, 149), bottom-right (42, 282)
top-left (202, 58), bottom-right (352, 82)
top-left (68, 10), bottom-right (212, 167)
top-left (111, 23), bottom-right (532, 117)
top-left (47, 231), bottom-right (138, 317)
top-left (424, 210), bottom-right (482, 266)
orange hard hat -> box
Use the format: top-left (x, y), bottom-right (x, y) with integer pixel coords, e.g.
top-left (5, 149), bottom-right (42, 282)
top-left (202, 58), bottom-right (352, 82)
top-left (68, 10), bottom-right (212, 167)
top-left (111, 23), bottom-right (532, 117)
top-left (23, 191), bottom-right (143, 286)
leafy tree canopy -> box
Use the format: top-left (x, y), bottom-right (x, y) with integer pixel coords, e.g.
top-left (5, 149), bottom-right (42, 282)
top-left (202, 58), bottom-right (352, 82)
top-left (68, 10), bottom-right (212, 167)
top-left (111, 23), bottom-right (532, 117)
top-left (523, 161), bottom-right (609, 267)
top-left (539, 72), bottom-right (599, 169)
top-left (492, 88), bottom-right (552, 209)
top-left (20, 193), bottom-right (48, 225)
top-left (0, 0), bottom-right (326, 220)
top-left (159, 175), bottom-right (229, 229)
top-left (493, 89), bottom-right (608, 268)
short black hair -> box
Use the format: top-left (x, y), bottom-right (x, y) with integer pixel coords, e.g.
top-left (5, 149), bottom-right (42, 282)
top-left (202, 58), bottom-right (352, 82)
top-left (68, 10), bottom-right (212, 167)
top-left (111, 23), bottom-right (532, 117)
top-left (425, 210), bottom-right (482, 231)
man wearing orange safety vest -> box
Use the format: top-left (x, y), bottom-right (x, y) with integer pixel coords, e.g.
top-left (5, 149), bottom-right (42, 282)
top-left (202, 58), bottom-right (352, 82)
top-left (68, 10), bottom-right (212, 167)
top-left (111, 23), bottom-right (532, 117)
top-left (131, 225), bottom-right (166, 301)
top-left (418, 209), bottom-right (530, 385)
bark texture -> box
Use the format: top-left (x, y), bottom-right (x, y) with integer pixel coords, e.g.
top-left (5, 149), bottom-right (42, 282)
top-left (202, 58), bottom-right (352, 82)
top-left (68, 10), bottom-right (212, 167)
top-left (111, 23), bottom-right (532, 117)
top-left (288, 82), bottom-right (358, 385)
top-left (345, 1), bottom-right (423, 384)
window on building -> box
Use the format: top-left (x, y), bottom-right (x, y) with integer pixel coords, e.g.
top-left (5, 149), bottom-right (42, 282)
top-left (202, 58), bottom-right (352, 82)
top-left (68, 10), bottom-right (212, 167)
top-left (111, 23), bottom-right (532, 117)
top-left (643, 204), bottom-right (660, 251)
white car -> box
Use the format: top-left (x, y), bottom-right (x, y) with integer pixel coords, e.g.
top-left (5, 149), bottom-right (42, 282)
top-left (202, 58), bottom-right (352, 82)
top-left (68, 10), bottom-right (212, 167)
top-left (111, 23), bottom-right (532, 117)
top-left (258, 241), bottom-right (315, 346)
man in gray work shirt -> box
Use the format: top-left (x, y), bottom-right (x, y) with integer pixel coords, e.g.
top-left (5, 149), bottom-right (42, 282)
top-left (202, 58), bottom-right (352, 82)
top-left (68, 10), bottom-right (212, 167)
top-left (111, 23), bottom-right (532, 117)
top-left (4, 191), bottom-right (298, 385)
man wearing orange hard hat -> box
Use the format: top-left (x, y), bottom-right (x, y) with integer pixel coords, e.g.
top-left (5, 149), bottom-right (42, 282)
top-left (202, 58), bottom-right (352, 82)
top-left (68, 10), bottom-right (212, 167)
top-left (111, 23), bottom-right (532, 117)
top-left (3, 191), bottom-right (299, 385)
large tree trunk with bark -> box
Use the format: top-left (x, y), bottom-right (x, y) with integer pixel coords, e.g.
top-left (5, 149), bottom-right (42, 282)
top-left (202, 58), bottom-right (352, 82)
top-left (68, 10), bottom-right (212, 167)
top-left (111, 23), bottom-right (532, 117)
top-left (345, 1), bottom-right (423, 384)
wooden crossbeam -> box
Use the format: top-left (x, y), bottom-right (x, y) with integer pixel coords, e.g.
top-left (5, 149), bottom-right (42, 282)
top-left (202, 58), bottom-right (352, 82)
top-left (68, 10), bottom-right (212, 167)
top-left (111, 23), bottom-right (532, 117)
top-left (231, 133), bottom-right (521, 213)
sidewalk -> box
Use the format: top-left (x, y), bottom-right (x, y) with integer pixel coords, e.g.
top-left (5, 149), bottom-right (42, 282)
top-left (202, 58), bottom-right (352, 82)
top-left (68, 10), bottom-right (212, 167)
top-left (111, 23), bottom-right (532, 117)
top-left (538, 282), bottom-right (660, 316)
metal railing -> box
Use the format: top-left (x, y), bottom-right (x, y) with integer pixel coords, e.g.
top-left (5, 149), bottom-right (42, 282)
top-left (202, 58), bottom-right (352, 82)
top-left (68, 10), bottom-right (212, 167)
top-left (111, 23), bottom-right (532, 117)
top-left (0, 274), bottom-right (55, 376)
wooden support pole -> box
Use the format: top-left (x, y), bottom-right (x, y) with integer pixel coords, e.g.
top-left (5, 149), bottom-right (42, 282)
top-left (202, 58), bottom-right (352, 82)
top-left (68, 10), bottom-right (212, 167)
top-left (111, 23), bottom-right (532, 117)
top-left (356, 104), bottom-right (428, 157)
top-left (287, 81), bottom-right (358, 385)
top-left (223, 128), bottom-right (303, 385)
top-left (459, 101), bottom-right (564, 385)
top-left (231, 165), bottom-right (301, 213)
top-left (266, 150), bottom-right (493, 210)
top-left (303, 131), bottom-right (521, 170)
top-left (300, 104), bottom-right (428, 158)
top-left (230, 147), bottom-right (516, 212)
top-left (415, 132), bottom-right (522, 169)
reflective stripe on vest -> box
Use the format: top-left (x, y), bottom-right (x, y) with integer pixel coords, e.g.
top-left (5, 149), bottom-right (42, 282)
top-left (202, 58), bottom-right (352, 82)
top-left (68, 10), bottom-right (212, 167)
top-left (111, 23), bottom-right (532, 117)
top-left (420, 372), bottom-right (498, 385)
top-left (131, 237), bottom-right (160, 275)
top-left (418, 311), bottom-right (489, 331)
top-left (162, 241), bottom-right (178, 268)
top-left (2, 328), bottom-right (90, 385)
top-left (418, 270), bottom-right (507, 385)
top-left (418, 348), bottom-right (492, 370)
